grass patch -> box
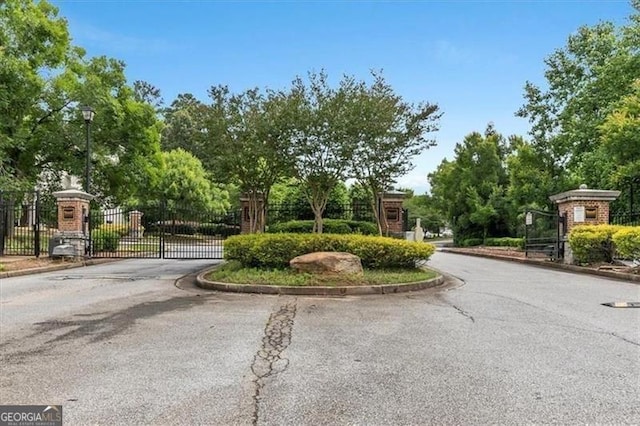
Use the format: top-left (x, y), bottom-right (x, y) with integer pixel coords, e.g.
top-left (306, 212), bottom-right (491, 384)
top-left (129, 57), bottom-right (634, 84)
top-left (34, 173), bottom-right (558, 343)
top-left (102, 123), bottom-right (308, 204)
top-left (205, 261), bottom-right (437, 287)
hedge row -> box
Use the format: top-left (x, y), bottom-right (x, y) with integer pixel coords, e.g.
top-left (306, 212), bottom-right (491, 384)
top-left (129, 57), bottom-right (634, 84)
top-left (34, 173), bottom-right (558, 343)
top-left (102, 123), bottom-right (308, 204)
top-left (459, 237), bottom-right (525, 248)
top-left (268, 219), bottom-right (378, 235)
top-left (224, 233), bottom-right (435, 269)
top-left (485, 237), bottom-right (524, 249)
top-left (147, 222), bottom-right (240, 237)
top-left (98, 223), bottom-right (130, 237)
top-left (612, 227), bottom-right (640, 260)
top-left (567, 225), bottom-right (640, 264)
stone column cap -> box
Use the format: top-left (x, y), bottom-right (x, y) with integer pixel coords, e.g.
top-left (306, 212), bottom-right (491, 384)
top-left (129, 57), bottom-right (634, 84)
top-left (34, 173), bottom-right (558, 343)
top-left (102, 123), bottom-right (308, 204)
top-left (549, 186), bottom-right (620, 204)
top-left (53, 189), bottom-right (95, 201)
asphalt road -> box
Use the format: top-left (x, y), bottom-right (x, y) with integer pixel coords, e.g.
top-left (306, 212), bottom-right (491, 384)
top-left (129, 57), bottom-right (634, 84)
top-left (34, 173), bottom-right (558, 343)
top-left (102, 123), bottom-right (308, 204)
top-left (0, 253), bottom-right (639, 425)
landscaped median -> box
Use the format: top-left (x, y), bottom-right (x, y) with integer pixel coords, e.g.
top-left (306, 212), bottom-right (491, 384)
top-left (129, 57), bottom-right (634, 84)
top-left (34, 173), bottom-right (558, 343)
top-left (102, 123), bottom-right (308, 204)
top-left (195, 233), bottom-right (444, 295)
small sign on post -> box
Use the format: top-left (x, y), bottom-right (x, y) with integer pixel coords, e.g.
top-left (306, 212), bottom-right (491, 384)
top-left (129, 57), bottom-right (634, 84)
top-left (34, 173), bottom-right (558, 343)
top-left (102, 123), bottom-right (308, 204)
top-left (525, 212), bottom-right (533, 226)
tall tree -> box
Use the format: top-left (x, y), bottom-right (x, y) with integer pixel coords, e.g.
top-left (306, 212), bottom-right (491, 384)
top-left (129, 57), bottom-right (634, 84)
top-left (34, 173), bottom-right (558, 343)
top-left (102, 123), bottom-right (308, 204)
top-left (428, 127), bottom-right (510, 244)
top-left (0, 0), bottom-right (163, 205)
top-left (286, 71), bottom-right (357, 233)
top-left (204, 86), bottom-right (293, 233)
top-left (154, 149), bottom-right (229, 214)
top-left (347, 72), bottom-right (441, 235)
top-left (600, 79), bottom-right (640, 211)
top-left (516, 2), bottom-right (640, 190)
top-left (0, 0), bottom-right (78, 190)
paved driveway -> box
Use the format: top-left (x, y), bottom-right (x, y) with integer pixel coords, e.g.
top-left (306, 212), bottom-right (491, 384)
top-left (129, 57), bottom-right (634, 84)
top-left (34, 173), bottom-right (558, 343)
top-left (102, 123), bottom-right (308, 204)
top-left (0, 253), bottom-right (638, 425)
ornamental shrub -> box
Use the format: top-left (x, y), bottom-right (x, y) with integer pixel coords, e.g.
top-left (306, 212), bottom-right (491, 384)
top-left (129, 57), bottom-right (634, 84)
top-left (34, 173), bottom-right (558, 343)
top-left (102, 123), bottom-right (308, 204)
top-left (197, 223), bottom-right (240, 237)
top-left (99, 223), bottom-right (129, 237)
top-left (484, 237), bottom-right (524, 249)
top-left (568, 225), bottom-right (623, 264)
top-left (460, 238), bottom-right (483, 247)
top-left (268, 219), bottom-right (378, 235)
top-left (612, 227), bottom-right (640, 260)
top-left (224, 233), bottom-right (435, 269)
top-left (93, 230), bottom-right (120, 252)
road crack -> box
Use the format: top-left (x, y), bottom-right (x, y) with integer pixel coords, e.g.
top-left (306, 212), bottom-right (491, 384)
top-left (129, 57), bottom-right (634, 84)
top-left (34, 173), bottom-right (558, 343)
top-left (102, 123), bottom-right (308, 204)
top-left (250, 300), bottom-right (297, 426)
top-left (452, 304), bottom-right (475, 323)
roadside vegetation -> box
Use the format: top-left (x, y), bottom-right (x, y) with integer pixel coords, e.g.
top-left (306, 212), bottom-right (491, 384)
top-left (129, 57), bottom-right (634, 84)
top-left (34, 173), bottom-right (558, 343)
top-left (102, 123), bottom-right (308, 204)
top-left (206, 261), bottom-right (437, 287)
top-left (205, 233), bottom-right (437, 286)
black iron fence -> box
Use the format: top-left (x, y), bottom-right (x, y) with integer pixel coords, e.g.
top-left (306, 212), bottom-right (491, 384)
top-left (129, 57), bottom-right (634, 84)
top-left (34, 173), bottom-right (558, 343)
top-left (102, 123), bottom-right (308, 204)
top-left (90, 202), bottom-right (241, 259)
top-left (267, 201), bottom-right (376, 225)
top-left (610, 211), bottom-right (640, 226)
top-left (0, 192), bottom-right (58, 257)
top-left (524, 209), bottom-right (564, 260)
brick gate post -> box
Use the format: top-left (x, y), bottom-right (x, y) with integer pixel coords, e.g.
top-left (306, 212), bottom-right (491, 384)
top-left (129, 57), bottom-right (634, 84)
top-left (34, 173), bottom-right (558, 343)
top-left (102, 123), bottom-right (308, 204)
top-left (549, 184), bottom-right (620, 264)
top-left (52, 189), bottom-right (95, 258)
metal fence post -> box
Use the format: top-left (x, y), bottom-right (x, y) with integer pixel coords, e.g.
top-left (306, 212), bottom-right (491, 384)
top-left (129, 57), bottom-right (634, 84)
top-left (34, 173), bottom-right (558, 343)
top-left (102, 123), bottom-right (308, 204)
top-left (34, 193), bottom-right (41, 258)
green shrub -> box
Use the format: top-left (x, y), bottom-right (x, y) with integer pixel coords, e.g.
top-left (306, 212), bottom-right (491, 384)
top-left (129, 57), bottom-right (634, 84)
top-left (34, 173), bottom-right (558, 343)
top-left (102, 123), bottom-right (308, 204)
top-left (93, 230), bottom-right (120, 252)
top-left (197, 223), bottom-right (240, 237)
top-left (460, 238), bottom-right (483, 247)
top-left (612, 227), bottom-right (640, 260)
top-left (99, 223), bottom-right (130, 237)
top-left (484, 237), bottom-right (524, 249)
top-left (568, 225), bottom-right (623, 264)
top-left (268, 219), bottom-right (378, 235)
top-left (224, 233), bottom-right (435, 269)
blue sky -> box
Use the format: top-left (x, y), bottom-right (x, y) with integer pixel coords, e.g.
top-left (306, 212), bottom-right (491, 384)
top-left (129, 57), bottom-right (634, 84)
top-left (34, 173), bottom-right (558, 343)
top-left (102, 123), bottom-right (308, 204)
top-left (51, 0), bottom-right (633, 194)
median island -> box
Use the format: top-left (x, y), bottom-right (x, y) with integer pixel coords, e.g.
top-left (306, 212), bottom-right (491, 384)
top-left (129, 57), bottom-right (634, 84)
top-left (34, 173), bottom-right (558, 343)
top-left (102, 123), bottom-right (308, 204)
top-left (199, 233), bottom-right (441, 295)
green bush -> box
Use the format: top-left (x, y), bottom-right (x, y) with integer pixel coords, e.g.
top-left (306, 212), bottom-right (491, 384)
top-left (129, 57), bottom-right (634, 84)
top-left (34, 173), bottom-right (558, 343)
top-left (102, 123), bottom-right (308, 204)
top-left (224, 233), bottom-right (435, 269)
top-left (99, 223), bottom-right (130, 237)
top-left (197, 223), bottom-right (240, 237)
top-left (460, 238), bottom-right (483, 247)
top-left (568, 225), bottom-right (623, 264)
top-left (268, 219), bottom-right (378, 235)
top-left (93, 230), bottom-right (120, 252)
top-left (484, 237), bottom-right (524, 249)
top-left (612, 227), bottom-right (640, 260)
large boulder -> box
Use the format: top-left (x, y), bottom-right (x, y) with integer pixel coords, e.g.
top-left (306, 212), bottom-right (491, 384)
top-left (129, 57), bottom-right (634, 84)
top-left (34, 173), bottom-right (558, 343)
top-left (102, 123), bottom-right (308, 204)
top-left (290, 252), bottom-right (363, 274)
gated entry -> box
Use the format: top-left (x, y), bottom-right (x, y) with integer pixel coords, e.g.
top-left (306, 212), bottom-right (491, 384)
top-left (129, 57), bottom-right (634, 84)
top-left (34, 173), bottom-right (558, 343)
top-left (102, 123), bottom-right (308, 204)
top-left (90, 202), bottom-right (240, 259)
top-left (524, 209), bottom-right (565, 260)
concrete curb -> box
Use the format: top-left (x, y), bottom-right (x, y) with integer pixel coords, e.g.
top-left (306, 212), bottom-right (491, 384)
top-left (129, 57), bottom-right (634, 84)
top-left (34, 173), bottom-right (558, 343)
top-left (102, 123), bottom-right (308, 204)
top-left (440, 249), bottom-right (640, 284)
top-left (0, 258), bottom-right (124, 279)
top-left (196, 265), bottom-right (445, 296)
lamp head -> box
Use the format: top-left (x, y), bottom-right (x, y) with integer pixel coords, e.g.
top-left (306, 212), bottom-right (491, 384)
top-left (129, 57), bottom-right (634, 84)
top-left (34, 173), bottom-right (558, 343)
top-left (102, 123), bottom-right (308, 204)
top-left (81, 106), bottom-right (95, 123)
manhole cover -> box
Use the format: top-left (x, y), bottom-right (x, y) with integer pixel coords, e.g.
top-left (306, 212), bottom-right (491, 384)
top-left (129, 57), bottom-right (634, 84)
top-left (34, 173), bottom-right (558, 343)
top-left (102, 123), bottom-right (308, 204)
top-left (601, 302), bottom-right (640, 308)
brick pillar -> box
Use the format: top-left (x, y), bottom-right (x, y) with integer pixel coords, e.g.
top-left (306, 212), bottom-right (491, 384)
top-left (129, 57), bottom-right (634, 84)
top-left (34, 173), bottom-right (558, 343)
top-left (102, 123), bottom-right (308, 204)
top-left (52, 189), bottom-right (95, 257)
top-left (549, 184), bottom-right (620, 264)
top-left (379, 191), bottom-right (407, 237)
top-left (129, 210), bottom-right (144, 239)
top-left (240, 193), bottom-right (264, 234)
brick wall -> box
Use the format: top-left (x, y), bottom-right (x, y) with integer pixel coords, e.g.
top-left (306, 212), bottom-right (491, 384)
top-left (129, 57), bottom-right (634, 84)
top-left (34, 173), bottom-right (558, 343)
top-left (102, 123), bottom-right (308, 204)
top-left (557, 200), bottom-right (610, 234)
top-left (382, 200), bottom-right (404, 235)
top-left (57, 199), bottom-right (90, 232)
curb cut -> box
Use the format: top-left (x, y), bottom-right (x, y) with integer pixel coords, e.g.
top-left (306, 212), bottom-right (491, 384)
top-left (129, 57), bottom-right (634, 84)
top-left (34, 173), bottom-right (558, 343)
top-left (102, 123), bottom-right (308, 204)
top-left (195, 266), bottom-right (445, 296)
top-left (440, 249), bottom-right (640, 284)
top-left (0, 258), bottom-right (124, 279)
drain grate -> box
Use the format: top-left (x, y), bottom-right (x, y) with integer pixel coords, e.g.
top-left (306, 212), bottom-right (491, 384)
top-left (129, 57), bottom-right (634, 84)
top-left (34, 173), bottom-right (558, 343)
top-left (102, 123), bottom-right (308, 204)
top-left (601, 302), bottom-right (640, 308)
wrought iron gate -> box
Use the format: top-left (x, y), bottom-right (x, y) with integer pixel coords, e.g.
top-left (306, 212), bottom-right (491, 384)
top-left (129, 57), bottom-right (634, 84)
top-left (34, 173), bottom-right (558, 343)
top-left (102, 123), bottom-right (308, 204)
top-left (90, 201), bottom-right (240, 260)
top-left (524, 209), bottom-right (566, 261)
top-left (0, 192), bottom-right (57, 257)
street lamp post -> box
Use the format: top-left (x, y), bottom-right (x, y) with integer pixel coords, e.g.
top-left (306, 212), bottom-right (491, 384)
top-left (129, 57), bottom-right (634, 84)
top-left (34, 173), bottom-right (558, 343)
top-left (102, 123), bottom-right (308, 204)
top-left (81, 106), bottom-right (95, 193)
